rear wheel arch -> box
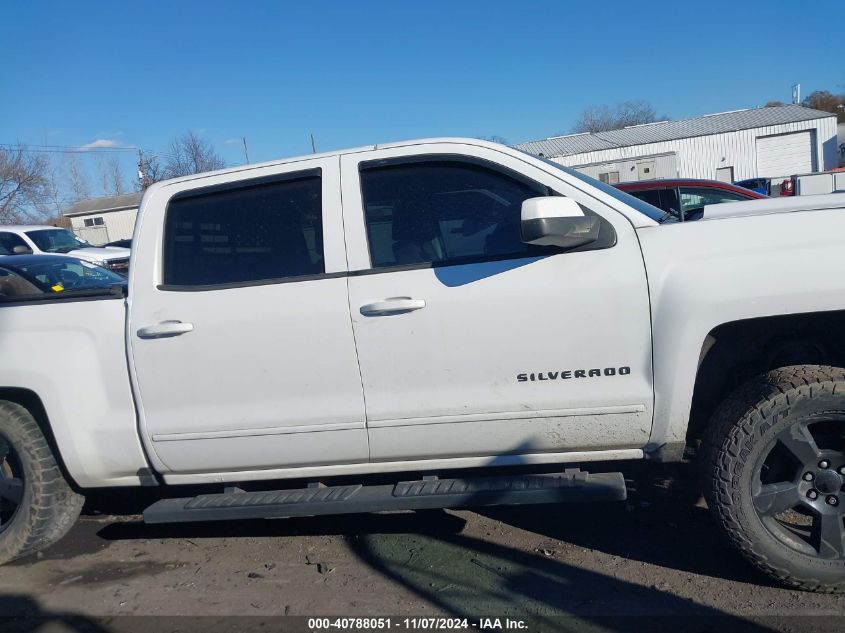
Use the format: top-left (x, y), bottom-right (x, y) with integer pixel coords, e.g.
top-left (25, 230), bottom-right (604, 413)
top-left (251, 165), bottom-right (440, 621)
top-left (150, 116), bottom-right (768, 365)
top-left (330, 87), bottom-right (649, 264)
top-left (0, 388), bottom-right (78, 491)
top-left (0, 397), bottom-right (84, 564)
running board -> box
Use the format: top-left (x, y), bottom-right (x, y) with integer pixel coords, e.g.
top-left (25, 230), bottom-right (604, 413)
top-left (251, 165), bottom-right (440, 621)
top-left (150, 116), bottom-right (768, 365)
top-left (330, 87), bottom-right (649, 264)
top-left (143, 469), bottom-right (626, 524)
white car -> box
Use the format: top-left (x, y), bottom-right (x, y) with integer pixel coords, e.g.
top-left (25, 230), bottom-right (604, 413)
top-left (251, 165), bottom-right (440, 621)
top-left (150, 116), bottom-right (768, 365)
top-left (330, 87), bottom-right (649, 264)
top-left (0, 225), bottom-right (130, 274)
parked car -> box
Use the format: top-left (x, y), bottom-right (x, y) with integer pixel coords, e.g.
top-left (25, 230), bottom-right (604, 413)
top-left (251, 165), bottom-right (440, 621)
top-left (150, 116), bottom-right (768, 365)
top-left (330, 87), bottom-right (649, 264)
top-left (0, 226), bottom-right (130, 275)
top-left (105, 238), bottom-right (133, 249)
top-left (2, 138), bottom-right (845, 593)
top-left (615, 178), bottom-right (766, 221)
top-left (735, 177), bottom-right (796, 197)
top-left (0, 254), bottom-right (126, 299)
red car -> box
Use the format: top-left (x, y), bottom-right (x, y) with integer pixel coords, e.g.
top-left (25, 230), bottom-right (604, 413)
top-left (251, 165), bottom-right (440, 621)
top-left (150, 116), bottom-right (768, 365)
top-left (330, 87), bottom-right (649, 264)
top-left (615, 178), bottom-right (766, 221)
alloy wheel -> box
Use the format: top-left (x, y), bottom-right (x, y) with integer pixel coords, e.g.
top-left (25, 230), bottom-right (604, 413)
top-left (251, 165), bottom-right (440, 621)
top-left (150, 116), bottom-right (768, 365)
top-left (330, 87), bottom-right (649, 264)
top-left (753, 417), bottom-right (845, 559)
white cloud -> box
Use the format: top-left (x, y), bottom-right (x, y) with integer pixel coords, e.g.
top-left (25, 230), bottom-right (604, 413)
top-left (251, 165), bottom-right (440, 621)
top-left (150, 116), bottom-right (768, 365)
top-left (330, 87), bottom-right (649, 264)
top-left (224, 138), bottom-right (241, 145)
top-left (79, 139), bottom-right (119, 150)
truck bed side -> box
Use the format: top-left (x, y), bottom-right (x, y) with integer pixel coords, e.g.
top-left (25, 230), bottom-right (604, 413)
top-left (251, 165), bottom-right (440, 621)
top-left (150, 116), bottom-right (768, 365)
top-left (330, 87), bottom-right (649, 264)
top-left (0, 296), bottom-right (150, 487)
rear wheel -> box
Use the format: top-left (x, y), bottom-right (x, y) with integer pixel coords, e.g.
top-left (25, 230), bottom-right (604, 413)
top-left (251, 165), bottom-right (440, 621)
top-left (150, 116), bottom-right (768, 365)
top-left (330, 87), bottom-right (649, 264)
top-left (702, 365), bottom-right (845, 592)
top-left (0, 400), bottom-right (84, 564)
top-left (0, 438), bottom-right (24, 534)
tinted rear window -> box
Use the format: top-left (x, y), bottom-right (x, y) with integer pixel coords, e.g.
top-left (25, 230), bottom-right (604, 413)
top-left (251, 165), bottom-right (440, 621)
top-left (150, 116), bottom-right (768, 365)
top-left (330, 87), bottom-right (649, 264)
top-left (163, 173), bottom-right (324, 287)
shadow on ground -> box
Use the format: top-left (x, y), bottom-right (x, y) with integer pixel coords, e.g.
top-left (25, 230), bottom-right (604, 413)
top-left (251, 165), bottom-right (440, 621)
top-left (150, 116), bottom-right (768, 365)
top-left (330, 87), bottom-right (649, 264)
top-left (339, 462), bottom-right (781, 628)
top-left (347, 528), bottom-right (779, 631)
top-left (0, 595), bottom-right (108, 632)
top-left (22, 461), bottom-right (798, 630)
top-left (479, 460), bottom-right (769, 586)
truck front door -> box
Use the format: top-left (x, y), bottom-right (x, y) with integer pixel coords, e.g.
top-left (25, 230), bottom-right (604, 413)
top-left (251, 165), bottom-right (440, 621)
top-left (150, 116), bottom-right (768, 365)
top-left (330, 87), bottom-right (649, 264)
top-left (340, 144), bottom-right (654, 463)
top-left (128, 157), bottom-right (368, 476)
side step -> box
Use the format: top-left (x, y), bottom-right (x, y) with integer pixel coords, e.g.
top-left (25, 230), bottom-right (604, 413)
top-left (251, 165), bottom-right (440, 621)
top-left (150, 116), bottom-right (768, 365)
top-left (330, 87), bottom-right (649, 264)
top-left (143, 469), bottom-right (626, 524)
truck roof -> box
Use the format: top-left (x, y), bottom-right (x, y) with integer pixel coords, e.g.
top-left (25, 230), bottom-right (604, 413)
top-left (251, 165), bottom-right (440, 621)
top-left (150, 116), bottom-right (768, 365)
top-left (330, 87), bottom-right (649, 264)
top-left (146, 137), bottom-right (512, 189)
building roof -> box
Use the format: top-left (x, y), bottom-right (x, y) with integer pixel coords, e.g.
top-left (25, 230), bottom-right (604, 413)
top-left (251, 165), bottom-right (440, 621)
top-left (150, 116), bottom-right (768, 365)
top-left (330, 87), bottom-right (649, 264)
top-left (64, 191), bottom-right (143, 217)
top-left (514, 105), bottom-right (836, 159)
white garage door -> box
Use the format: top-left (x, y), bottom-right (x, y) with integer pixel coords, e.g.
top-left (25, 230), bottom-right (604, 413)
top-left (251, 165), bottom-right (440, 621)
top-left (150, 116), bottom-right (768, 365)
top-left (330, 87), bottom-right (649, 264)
top-left (756, 131), bottom-right (816, 178)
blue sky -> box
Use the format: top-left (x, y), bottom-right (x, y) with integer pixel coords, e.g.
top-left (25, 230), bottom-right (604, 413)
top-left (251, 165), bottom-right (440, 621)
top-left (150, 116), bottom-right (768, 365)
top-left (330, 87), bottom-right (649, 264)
top-left (2, 0), bottom-right (841, 195)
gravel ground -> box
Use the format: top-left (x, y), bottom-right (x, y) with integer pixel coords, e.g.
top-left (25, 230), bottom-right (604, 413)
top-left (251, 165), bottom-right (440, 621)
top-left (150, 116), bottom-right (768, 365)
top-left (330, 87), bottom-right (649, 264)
top-left (1, 462), bottom-right (844, 628)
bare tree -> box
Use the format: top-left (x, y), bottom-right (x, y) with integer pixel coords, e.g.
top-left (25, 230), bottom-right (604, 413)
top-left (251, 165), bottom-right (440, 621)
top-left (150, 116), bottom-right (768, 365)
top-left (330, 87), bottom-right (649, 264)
top-left (476, 135), bottom-right (509, 145)
top-left (137, 151), bottom-right (164, 190)
top-left (43, 158), bottom-right (69, 218)
top-left (0, 144), bottom-right (50, 224)
top-left (162, 131), bottom-right (225, 179)
top-left (571, 100), bottom-right (663, 133)
top-left (614, 101), bottom-right (658, 128)
top-left (97, 155), bottom-right (126, 196)
top-left (66, 154), bottom-right (90, 201)
top-left (571, 105), bottom-right (615, 134)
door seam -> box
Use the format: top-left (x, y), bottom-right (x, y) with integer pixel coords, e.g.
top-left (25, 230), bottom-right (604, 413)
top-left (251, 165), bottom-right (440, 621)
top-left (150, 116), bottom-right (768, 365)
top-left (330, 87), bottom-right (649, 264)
top-left (338, 153), bottom-right (372, 462)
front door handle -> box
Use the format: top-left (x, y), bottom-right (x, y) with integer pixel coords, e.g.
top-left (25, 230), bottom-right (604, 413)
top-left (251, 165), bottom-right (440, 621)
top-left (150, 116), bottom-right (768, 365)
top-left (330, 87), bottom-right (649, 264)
top-left (137, 320), bottom-right (194, 339)
top-left (359, 297), bottom-right (426, 317)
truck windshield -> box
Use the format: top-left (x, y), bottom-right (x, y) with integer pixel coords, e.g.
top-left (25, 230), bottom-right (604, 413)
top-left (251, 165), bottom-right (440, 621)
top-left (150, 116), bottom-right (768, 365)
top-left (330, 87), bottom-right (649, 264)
top-left (523, 152), bottom-right (667, 223)
top-left (25, 229), bottom-right (91, 254)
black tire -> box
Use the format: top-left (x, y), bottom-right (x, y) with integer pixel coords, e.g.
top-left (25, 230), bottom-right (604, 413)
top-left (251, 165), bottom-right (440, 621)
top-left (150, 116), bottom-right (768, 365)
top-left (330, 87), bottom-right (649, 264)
top-left (0, 400), bottom-right (84, 564)
top-left (702, 365), bottom-right (845, 592)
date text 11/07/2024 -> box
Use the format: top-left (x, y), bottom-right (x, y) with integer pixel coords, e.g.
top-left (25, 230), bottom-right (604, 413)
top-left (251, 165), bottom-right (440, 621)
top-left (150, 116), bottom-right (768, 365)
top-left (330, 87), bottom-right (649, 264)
top-left (307, 618), bottom-right (529, 630)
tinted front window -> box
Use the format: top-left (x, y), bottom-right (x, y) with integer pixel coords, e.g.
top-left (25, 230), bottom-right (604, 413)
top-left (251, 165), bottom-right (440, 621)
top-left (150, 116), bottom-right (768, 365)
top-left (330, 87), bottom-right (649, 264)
top-left (628, 189), bottom-right (662, 209)
top-left (25, 229), bottom-right (89, 253)
top-left (627, 188), bottom-right (680, 217)
top-left (360, 161), bottom-right (554, 268)
top-left (0, 232), bottom-right (28, 255)
top-left (163, 174), bottom-right (324, 287)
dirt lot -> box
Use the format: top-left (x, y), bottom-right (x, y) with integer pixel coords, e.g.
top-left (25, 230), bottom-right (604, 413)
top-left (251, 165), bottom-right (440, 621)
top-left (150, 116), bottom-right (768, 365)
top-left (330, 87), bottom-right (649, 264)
top-left (2, 462), bottom-right (844, 628)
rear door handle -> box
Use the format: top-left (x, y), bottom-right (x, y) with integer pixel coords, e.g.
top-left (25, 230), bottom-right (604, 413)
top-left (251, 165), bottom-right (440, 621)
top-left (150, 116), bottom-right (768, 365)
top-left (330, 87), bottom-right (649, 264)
top-left (359, 297), bottom-right (426, 317)
top-left (137, 320), bottom-right (194, 339)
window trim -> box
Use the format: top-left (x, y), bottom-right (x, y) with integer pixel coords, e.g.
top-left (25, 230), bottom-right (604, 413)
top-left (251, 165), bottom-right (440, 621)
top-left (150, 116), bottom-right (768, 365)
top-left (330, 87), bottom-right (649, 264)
top-left (356, 154), bottom-right (615, 273)
top-left (0, 284), bottom-right (125, 306)
top-left (159, 167), bottom-right (326, 292)
top-left (168, 168), bottom-right (322, 203)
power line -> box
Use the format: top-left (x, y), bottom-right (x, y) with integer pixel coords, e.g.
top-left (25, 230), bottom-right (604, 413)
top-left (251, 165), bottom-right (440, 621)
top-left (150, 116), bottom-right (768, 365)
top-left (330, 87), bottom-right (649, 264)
top-left (0, 142), bottom-right (136, 149)
top-left (0, 143), bottom-right (138, 154)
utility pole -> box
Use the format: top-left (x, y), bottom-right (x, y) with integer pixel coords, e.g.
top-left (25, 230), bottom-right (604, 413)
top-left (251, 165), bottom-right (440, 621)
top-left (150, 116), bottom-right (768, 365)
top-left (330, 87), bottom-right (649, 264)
top-left (310, 133), bottom-right (317, 154)
top-left (242, 137), bottom-right (250, 164)
top-left (792, 83), bottom-right (801, 105)
top-left (137, 149), bottom-right (149, 189)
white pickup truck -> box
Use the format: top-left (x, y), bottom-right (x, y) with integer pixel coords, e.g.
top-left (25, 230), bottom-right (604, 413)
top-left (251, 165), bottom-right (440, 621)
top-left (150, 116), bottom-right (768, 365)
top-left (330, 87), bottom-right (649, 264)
top-left (2, 139), bottom-right (845, 592)
top-left (0, 226), bottom-right (131, 274)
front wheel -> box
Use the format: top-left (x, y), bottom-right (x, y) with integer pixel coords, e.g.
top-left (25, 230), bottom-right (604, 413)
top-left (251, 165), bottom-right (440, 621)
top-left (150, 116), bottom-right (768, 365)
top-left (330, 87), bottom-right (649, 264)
top-left (0, 400), bottom-right (84, 564)
top-left (702, 365), bottom-right (845, 592)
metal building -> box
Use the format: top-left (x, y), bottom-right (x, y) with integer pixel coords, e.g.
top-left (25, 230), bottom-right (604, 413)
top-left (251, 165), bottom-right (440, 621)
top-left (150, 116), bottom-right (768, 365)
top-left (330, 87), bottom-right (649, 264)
top-left (64, 192), bottom-right (142, 245)
top-left (514, 105), bottom-right (839, 185)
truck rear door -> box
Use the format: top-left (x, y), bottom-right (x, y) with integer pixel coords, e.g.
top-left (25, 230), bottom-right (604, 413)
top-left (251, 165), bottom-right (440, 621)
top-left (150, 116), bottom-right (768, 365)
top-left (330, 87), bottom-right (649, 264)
top-left (128, 157), bottom-right (368, 476)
